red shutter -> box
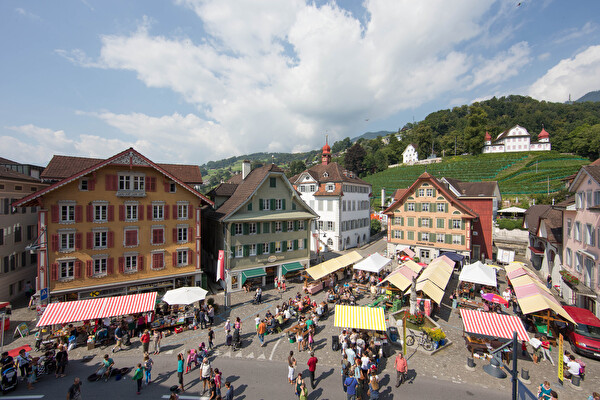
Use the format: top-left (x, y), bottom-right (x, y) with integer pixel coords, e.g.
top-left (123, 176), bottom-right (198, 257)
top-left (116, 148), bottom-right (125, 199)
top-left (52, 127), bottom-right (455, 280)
top-left (147, 205), bottom-right (152, 220)
top-left (188, 205), bottom-right (192, 220)
top-left (51, 234), bottom-right (59, 252)
top-left (86, 205), bottom-right (93, 222)
top-left (75, 233), bottom-right (82, 250)
top-left (188, 227), bottom-right (193, 242)
top-left (86, 260), bottom-right (93, 277)
top-left (138, 255), bottom-right (144, 271)
top-left (75, 205), bottom-right (83, 223)
top-left (172, 252), bottom-right (178, 267)
top-left (88, 179), bottom-right (95, 191)
top-left (51, 263), bottom-right (58, 281)
top-left (173, 205), bottom-right (178, 219)
top-left (107, 231), bottom-right (114, 248)
top-left (86, 232), bottom-right (93, 249)
top-left (145, 176), bottom-right (151, 191)
top-left (107, 205), bottom-right (114, 221)
top-left (164, 182), bottom-right (170, 192)
top-left (164, 205), bottom-right (169, 220)
top-left (138, 205), bottom-right (144, 220)
top-left (74, 261), bottom-right (82, 279)
top-left (119, 205), bottom-right (125, 221)
top-left (173, 228), bottom-right (177, 242)
top-left (107, 258), bottom-right (114, 275)
top-left (106, 174), bottom-right (117, 191)
top-left (189, 249), bottom-right (194, 266)
top-left (51, 205), bottom-right (59, 223)
top-left (119, 257), bottom-right (125, 273)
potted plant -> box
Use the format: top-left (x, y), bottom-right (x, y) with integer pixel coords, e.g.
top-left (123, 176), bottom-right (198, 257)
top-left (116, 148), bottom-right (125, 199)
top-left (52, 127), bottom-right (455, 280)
top-left (559, 270), bottom-right (579, 286)
top-left (426, 328), bottom-right (446, 349)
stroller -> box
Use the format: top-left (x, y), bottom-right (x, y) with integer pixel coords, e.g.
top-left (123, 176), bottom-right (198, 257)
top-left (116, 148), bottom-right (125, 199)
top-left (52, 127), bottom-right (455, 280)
top-left (0, 365), bottom-right (18, 394)
top-left (232, 328), bottom-right (242, 351)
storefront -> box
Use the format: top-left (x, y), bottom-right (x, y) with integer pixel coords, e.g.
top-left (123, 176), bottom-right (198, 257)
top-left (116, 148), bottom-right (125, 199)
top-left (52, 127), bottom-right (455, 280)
top-left (229, 258), bottom-right (309, 292)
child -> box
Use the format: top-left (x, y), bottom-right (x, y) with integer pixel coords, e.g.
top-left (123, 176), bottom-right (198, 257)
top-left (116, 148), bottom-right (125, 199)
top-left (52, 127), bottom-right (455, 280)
top-left (144, 353), bottom-right (153, 385)
top-left (185, 349), bottom-right (198, 373)
top-left (307, 331), bottom-right (314, 352)
top-left (133, 363), bottom-right (144, 395)
top-left (208, 327), bottom-right (214, 350)
top-left (26, 367), bottom-right (36, 390)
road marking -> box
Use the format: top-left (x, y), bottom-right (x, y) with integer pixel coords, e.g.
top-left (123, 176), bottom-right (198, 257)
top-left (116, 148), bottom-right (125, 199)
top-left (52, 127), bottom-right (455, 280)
top-left (222, 350), bottom-right (231, 358)
top-left (235, 351), bottom-right (243, 358)
top-left (165, 350), bottom-right (174, 355)
top-left (257, 353), bottom-right (266, 359)
top-left (1, 396), bottom-right (45, 399)
top-left (162, 396), bottom-right (208, 399)
top-left (245, 352), bottom-right (254, 358)
top-left (269, 337), bottom-right (281, 360)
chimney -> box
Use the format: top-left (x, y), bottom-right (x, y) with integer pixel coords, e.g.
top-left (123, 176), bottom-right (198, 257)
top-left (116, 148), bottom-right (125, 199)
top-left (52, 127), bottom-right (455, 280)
top-left (381, 188), bottom-right (386, 209)
top-left (242, 160), bottom-right (251, 179)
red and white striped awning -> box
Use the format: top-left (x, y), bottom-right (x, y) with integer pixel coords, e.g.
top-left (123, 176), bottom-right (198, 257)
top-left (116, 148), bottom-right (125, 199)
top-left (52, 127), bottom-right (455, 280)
top-left (460, 309), bottom-right (530, 342)
top-left (37, 292), bottom-right (157, 327)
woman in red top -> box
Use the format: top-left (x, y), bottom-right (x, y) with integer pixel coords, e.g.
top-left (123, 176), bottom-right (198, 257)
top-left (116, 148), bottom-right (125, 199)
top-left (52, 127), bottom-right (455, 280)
top-left (140, 330), bottom-right (151, 354)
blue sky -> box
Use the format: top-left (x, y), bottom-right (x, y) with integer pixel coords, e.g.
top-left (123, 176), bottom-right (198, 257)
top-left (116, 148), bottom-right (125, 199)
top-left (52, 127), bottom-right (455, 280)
top-left (2, 0), bottom-right (600, 166)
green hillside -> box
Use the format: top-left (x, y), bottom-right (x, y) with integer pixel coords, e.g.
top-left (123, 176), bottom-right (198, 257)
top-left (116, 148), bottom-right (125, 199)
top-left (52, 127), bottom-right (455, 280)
top-left (365, 151), bottom-right (588, 205)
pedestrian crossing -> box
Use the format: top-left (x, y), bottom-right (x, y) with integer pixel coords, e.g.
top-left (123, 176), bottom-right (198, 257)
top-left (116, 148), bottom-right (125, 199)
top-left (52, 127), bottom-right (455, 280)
top-left (161, 395), bottom-right (209, 400)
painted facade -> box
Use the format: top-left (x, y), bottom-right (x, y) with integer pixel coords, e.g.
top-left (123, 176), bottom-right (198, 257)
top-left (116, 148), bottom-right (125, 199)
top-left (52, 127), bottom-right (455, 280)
top-left (402, 144), bottom-right (419, 164)
top-left (14, 149), bottom-right (212, 301)
top-left (483, 125), bottom-right (551, 154)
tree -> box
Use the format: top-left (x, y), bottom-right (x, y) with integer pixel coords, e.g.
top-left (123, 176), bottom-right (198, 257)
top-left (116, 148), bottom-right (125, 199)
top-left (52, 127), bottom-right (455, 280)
top-left (331, 137), bottom-right (352, 153)
top-left (286, 160), bottom-right (306, 177)
top-left (370, 219), bottom-right (381, 236)
top-left (345, 143), bottom-right (366, 174)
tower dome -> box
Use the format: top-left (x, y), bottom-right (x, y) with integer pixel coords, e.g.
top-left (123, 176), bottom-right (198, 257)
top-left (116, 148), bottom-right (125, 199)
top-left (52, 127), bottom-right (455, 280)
top-left (484, 131), bottom-right (491, 141)
top-left (538, 128), bottom-right (549, 140)
top-left (321, 136), bottom-right (331, 165)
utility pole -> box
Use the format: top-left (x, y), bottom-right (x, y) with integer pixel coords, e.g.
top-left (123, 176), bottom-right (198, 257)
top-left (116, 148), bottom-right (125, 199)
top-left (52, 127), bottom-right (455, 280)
top-left (454, 136), bottom-right (457, 156)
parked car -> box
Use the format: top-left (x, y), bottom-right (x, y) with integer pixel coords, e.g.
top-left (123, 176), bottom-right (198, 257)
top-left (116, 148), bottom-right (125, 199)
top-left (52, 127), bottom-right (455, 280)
top-left (563, 305), bottom-right (600, 359)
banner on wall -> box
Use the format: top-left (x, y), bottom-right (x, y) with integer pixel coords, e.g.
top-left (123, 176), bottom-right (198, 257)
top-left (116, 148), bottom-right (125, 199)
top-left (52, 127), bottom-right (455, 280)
top-left (217, 250), bottom-right (225, 282)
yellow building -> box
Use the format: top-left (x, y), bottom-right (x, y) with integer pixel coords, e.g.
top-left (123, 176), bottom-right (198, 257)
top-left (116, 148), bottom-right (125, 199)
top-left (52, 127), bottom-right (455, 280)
top-left (14, 148), bottom-right (213, 301)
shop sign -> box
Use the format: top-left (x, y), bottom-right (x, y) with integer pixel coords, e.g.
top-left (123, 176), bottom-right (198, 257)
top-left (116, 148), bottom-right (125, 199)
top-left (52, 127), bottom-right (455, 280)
top-left (90, 291), bottom-right (100, 297)
top-left (128, 280), bottom-right (174, 293)
top-left (256, 255), bottom-right (284, 264)
top-left (267, 255), bottom-right (277, 263)
top-left (416, 241), bottom-right (435, 246)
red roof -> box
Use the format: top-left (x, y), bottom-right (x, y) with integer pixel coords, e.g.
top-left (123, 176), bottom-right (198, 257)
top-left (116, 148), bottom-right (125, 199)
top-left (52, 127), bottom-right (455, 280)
top-left (484, 131), bottom-right (491, 141)
top-left (322, 142), bottom-right (331, 154)
top-left (538, 128), bottom-right (549, 139)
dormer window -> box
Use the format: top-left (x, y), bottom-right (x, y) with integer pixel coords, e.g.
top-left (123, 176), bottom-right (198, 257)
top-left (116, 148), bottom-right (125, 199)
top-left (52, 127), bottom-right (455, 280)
top-left (118, 173), bottom-right (146, 197)
top-left (323, 172), bottom-right (329, 178)
top-left (326, 183), bottom-right (335, 192)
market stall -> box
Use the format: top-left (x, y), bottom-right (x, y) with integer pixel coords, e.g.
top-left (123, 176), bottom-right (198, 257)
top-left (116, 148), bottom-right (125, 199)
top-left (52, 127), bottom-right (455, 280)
top-left (304, 251), bottom-right (362, 293)
top-left (379, 265), bottom-right (417, 292)
top-left (353, 253), bottom-right (391, 274)
top-left (334, 304), bottom-right (387, 331)
top-left (458, 261), bottom-right (497, 287)
top-left (162, 287), bottom-right (208, 305)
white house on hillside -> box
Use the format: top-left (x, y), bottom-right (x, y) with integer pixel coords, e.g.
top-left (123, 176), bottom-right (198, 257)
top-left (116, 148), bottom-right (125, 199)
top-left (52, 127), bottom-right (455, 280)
top-left (483, 125), bottom-right (551, 154)
top-left (403, 144), bottom-right (418, 164)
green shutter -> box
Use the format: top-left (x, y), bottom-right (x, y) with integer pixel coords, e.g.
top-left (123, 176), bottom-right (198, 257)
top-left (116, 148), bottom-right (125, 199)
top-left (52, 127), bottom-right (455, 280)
top-left (243, 223), bottom-right (249, 235)
top-left (272, 221), bottom-right (276, 232)
top-left (400, 231), bottom-right (404, 239)
top-left (429, 218), bottom-right (433, 227)
top-left (445, 203), bottom-right (448, 213)
top-left (304, 238), bottom-right (307, 249)
top-left (294, 220), bottom-right (299, 231)
top-left (282, 199), bottom-right (286, 210)
top-left (431, 203), bottom-right (436, 213)
top-left (417, 232), bottom-right (421, 241)
top-left (263, 222), bottom-right (270, 233)
top-left (404, 203), bottom-right (407, 211)
top-left (408, 217), bottom-right (414, 227)
top-left (400, 217), bottom-right (404, 226)
top-left (270, 199), bottom-right (276, 210)
top-left (415, 190), bottom-right (419, 198)
top-left (292, 202), bottom-right (296, 210)
top-left (461, 220), bottom-right (464, 230)
top-left (230, 224), bottom-right (235, 236)
top-left (293, 240), bottom-right (298, 250)
top-left (243, 245), bottom-right (249, 257)
top-left (416, 203), bottom-right (421, 212)
top-left (461, 235), bottom-right (465, 245)
top-left (247, 203), bottom-right (253, 211)
top-left (282, 222), bottom-right (287, 232)
top-left (257, 223), bottom-right (261, 234)
top-left (407, 231), bottom-right (414, 240)
top-left (257, 243), bottom-right (263, 255)
top-left (282, 241), bottom-right (287, 252)
top-left (448, 218), bottom-right (452, 229)
top-left (418, 218), bottom-right (421, 227)
top-left (270, 242), bottom-right (275, 253)
top-left (446, 234), bottom-right (451, 244)
top-left (432, 189), bottom-right (436, 196)
top-left (259, 199), bottom-right (264, 210)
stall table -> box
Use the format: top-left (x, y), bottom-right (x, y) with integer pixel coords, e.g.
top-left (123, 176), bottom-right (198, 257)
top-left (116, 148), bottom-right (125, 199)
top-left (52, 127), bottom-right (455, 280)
top-left (306, 281), bottom-right (323, 295)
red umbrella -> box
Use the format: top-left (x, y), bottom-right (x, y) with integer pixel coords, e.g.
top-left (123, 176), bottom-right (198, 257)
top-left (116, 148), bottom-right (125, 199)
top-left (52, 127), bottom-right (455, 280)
top-left (481, 292), bottom-right (508, 306)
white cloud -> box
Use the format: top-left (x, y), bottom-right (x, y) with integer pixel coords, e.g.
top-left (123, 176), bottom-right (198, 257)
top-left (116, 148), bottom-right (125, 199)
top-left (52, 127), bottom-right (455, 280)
top-left (52, 0), bottom-right (534, 162)
top-left (15, 8), bottom-right (41, 20)
top-left (528, 45), bottom-right (600, 102)
top-left (554, 22), bottom-right (597, 44)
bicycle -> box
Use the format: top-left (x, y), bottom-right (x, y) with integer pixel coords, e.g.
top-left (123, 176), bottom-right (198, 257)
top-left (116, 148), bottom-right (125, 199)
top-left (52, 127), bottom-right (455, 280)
top-left (405, 330), bottom-right (434, 351)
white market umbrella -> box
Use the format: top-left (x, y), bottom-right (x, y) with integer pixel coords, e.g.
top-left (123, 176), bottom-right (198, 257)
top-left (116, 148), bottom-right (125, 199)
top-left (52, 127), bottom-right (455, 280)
top-left (162, 286), bottom-right (208, 305)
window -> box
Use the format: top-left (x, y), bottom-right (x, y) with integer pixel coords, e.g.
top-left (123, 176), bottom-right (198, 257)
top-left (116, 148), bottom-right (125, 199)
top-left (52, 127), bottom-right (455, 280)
top-left (426, 189), bottom-right (433, 197)
top-left (310, 185), bottom-right (316, 192)
top-left (567, 219), bottom-right (572, 238)
top-left (177, 227), bottom-right (188, 243)
top-left (575, 222), bottom-right (581, 241)
top-left (421, 232), bottom-right (429, 241)
top-left (576, 192), bottom-right (584, 209)
top-left (452, 219), bottom-right (461, 229)
top-left (152, 204), bottom-right (164, 220)
top-left (247, 203), bottom-right (253, 211)
top-left (275, 241), bottom-right (282, 253)
top-left (169, 182), bottom-right (177, 193)
top-left (394, 217), bottom-right (402, 225)
top-left (249, 223), bottom-right (257, 235)
top-left (421, 218), bottom-right (430, 228)
top-left (287, 241), bottom-right (294, 251)
top-left (575, 253), bottom-right (583, 272)
top-left (151, 252), bottom-right (165, 270)
top-left (261, 199), bottom-right (270, 210)
top-left (93, 258), bottom-right (107, 276)
top-left (421, 203), bottom-right (429, 212)
top-left (595, 191), bottom-right (600, 207)
top-left (587, 191), bottom-right (593, 208)
top-left (298, 240), bottom-right (304, 250)
top-left (94, 204), bottom-right (107, 222)
top-left (437, 203), bottom-right (445, 212)
top-left (298, 221), bottom-right (305, 231)
top-left (152, 228), bottom-right (164, 245)
top-left (275, 222), bottom-right (282, 233)
top-left (177, 249), bottom-right (188, 266)
top-left (126, 204), bottom-right (138, 221)
top-left (288, 221), bottom-right (294, 231)
top-left (407, 217), bottom-right (414, 227)
top-left (236, 245), bottom-right (243, 258)
top-left (234, 224), bottom-right (243, 235)
top-left (585, 224), bottom-right (595, 246)
top-left (94, 231), bottom-right (108, 249)
top-left (118, 173), bottom-right (145, 192)
top-left (437, 233), bottom-right (445, 243)
top-left (60, 232), bottom-right (75, 252)
top-left (124, 228), bottom-right (138, 247)
top-left (80, 179), bottom-right (88, 191)
top-left (326, 184), bottom-right (335, 192)
top-left (59, 260), bottom-right (74, 280)
top-left (249, 244), bottom-right (257, 256)
top-left (0, 228), bottom-right (3, 245)
top-left (393, 230), bottom-right (402, 239)
top-left (327, 221), bottom-right (334, 231)
top-left (566, 248), bottom-right (572, 267)
top-left (177, 203), bottom-right (189, 219)
top-left (452, 234), bottom-right (462, 245)
top-left (275, 199), bottom-right (283, 210)
top-left (124, 254), bottom-right (138, 273)
top-left (418, 189), bottom-right (424, 197)
top-left (263, 242), bottom-right (270, 255)
top-left (61, 204), bottom-right (75, 222)
top-left (270, 177), bottom-right (276, 187)
top-left (14, 226), bottom-right (22, 243)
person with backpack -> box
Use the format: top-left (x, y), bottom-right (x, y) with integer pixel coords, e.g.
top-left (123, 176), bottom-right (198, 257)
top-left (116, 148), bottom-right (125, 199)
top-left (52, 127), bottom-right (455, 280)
top-left (55, 345), bottom-right (68, 378)
top-left (133, 363), bottom-right (144, 395)
top-left (344, 372), bottom-right (359, 400)
top-left (143, 353), bottom-right (153, 385)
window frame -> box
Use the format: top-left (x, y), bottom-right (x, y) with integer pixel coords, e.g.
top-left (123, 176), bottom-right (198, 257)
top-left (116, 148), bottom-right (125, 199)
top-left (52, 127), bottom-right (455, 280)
top-left (59, 260), bottom-right (75, 281)
top-left (59, 230), bottom-right (76, 252)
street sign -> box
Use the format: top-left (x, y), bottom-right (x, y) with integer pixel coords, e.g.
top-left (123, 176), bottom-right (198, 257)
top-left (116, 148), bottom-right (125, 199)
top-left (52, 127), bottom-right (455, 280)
top-left (90, 291), bottom-right (100, 297)
top-left (40, 288), bottom-right (48, 301)
top-left (558, 334), bottom-right (564, 384)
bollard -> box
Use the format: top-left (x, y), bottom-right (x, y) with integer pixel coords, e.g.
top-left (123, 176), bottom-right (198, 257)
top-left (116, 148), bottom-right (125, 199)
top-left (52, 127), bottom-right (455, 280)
top-left (521, 368), bottom-right (529, 381)
top-left (571, 375), bottom-right (581, 386)
top-left (467, 357), bottom-right (475, 368)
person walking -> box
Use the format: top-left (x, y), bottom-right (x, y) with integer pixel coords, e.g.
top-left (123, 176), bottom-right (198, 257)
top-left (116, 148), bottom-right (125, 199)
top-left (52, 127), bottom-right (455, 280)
top-left (133, 363), bottom-right (144, 395)
top-left (257, 319), bottom-right (267, 347)
top-left (152, 329), bottom-right (162, 355)
top-left (341, 353), bottom-right (351, 392)
top-left (307, 351), bottom-right (318, 389)
top-left (143, 353), bottom-right (153, 385)
top-left (176, 353), bottom-right (185, 393)
top-left (112, 324), bottom-right (124, 353)
top-left (140, 330), bottom-right (151, 355)
top-left (394, 352), bottom-right (408, 387)
top-left (199, 308), bottom-right (207, 330)
top-left (207, 327), bottom-right (215, 350)
top-left (66, 377), bottom-right (82, 400)
top-left (234, 317), bottom-right (242, 333)
top-left (213, 368), bottom-right (222, 397)
top-left (55, 345), bottom-right (68, 378)
top-left (224, 381), bottom-right (234, 400)
top-left (298, 380), bottom-right (309, 400)
top-left (540, 337), bottom-right (554, 365)
top-left (368, 374), bottom-right (380, 399)
top-left (294, 373), bottom-right (305, 398)
top-left (288, 351), bottom-right (296, 385)
top-left (207, 305), bottom-right (215, 326)
top-left (344, 373), bottom-right (359, 400)
top-left (254, 314), bottom-right (261, 332)
top-left (201, 357), bottom-right (212, 393)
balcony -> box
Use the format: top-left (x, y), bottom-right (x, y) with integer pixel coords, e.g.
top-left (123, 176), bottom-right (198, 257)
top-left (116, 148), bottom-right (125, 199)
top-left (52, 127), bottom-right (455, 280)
top-left (116, 189), bottom-right (146, 198)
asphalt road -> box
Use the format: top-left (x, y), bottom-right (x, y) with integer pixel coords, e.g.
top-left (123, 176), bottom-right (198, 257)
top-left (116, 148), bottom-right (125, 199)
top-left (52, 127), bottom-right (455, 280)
top-left (6, 354), bottom-right (512, 400)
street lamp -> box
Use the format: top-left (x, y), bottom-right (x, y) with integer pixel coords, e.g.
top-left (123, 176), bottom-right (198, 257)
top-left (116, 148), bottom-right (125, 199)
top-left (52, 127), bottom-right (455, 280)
top-left (25, 226), bottom-right (50, 306)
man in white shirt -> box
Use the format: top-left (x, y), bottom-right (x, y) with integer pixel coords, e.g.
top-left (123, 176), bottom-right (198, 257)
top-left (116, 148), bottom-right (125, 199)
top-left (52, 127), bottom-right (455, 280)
top-left (564, 355), bottom-right (580, 380)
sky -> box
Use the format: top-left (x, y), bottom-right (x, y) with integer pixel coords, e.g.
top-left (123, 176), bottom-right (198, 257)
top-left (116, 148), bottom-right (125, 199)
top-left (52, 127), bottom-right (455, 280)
top-left (2, 0), bottom-right (600, 167)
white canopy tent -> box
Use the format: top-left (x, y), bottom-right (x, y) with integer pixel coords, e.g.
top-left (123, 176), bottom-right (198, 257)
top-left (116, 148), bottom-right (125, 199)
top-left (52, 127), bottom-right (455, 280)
top-left (162, 286), bottom-right (208, 305)
top-left (353, 253), bottom-right (392, 273)
top-left (458, 261), bottom-right (497, 287)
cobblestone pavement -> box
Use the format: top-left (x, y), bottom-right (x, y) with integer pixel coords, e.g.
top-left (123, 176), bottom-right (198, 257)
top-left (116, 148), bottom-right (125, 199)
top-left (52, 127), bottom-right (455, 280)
top-left (3, 239), bottom-right (599, 398)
